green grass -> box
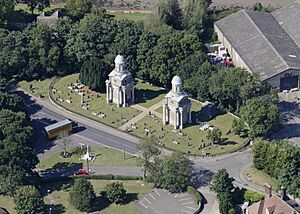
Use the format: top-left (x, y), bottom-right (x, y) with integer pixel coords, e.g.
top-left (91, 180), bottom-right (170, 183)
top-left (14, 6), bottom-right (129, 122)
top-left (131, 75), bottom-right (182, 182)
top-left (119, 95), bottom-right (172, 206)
top-left (19, 78), bottom-right (55, 99)
top-left (244, 166), bottom-right (278, 189)
top-left (135, 80), bottom-right (166, 108)
top-left (130, 101), bottom-right (246, 156)
top-left (42, 180), bottom-right (152, 214)
top-left (51, 74), bottom-right (141, 128)
top-left (0, 195), bottom-right (16, 214)
top-left (108, 11), bottom-right (150, 22)
top-left (38, 147), bottom-right (138, 169)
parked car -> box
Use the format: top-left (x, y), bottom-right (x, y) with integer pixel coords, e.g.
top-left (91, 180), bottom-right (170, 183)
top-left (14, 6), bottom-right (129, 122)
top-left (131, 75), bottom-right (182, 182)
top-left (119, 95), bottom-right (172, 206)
top-left (74, 169), bottom-right (87, 176)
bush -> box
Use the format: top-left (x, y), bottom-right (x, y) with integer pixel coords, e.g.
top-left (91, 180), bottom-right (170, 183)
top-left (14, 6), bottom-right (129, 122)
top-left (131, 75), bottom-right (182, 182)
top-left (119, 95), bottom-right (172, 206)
top-left (187, 186), bottom-right (202, 204)
top-left (244, 189), bottom-right (264, 203)
top-left (105, 182), bottom-right (127, 204)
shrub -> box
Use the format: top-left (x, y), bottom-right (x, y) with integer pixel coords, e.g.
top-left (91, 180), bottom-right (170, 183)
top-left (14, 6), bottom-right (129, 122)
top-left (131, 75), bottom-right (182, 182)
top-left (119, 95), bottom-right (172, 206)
top-left (187, 186), bottom-right (202, 204)
top-left (244, 189), bottom-right (264, 203)
top-left (105, 182), bottom-right (127, 204)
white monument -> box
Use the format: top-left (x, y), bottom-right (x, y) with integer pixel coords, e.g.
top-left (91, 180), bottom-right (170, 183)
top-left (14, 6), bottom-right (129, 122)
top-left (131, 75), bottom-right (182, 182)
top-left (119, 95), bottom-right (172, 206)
top-left (162, 75), bottom-right (192, 129)
top-left (105, 55), bottom-right (135, 107)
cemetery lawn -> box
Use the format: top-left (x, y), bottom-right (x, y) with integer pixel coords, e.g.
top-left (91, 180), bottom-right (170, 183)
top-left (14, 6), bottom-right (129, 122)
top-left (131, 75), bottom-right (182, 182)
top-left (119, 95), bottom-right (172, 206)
top-left (244, 166), bottom-right (278, 189)
top-left (130, 101), bottom-right (247, 156)
top-left (38, 147), bottom-right (138, 169)
top-left (50, 74), bottom-right (141, 128)
top-left (0, 195), bottom-right (15, 214)
top-left (18, 77), bottom-right (55, 99)
top-left (135, 80), bottom-right (166, 108)
top-left (42, 180), bottom-right (152, 214)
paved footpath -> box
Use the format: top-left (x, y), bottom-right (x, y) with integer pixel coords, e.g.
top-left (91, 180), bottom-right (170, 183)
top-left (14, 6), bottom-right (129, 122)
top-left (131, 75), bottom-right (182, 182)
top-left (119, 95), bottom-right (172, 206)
top-left (119, 101), bottom-right (163, 130)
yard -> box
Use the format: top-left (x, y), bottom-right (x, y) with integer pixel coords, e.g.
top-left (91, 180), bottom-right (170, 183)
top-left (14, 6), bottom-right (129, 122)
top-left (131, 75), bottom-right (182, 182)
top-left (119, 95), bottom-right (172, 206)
top-left (50, 74), bottom-right (142, 128)
top-left (42, 179), bottom-right (152, 214)
top-left (38, 146), bottom-right (138, 169)
top-left (244, 166), bottom-right (279, 189)
top-left (130, 100), bottom-right (247, 156)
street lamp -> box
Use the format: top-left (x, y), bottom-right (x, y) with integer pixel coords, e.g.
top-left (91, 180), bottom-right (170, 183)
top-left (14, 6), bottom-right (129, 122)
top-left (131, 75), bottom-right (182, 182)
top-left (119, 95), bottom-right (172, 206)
top-left (141, 183), bottom-right (144, 195)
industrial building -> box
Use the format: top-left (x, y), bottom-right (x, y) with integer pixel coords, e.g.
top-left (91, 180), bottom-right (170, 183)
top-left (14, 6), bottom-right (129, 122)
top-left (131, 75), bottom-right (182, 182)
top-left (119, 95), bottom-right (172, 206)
top-left (214, 1), bottom-right (300, 91)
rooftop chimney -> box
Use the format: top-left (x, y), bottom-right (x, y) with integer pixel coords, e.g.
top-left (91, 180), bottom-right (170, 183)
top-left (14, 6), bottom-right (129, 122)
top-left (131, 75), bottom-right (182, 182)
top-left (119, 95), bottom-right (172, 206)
top-left (280, 186), bottom-right (287, 200)
top-left (264, 183), bottom-right (272, 198)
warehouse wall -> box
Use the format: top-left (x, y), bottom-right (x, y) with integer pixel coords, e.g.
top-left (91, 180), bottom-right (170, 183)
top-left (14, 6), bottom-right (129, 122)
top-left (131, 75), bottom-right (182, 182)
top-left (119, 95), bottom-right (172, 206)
top-left (265, 69), bottom-right (300, 90)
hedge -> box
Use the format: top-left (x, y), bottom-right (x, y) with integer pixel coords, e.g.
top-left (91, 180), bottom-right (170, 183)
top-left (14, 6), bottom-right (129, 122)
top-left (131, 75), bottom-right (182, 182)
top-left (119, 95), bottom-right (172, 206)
top-left (187, 186), bottom-right (202, 204)
top-left (40, 174), bottom-right (142, 184)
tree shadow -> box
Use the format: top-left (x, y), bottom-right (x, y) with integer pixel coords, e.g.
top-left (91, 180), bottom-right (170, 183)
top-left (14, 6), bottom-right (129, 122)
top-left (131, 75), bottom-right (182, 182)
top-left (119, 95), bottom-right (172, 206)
top-left (39, 162), bottom-right (83, 179)
top-left (123, 193), bottom-right (138, 204)
top-left (135, 88), bottom-right (166, 105)
top-left (197, 192), bottom-right (208, 213)
top-left (14, 90), bottom-right (43, 116)
top-left (91, 194), bottom-right (111, 212)
top-left (217, 139), bottom-right (237, 146)
top-left (191, 167), bottom-right (214, 188)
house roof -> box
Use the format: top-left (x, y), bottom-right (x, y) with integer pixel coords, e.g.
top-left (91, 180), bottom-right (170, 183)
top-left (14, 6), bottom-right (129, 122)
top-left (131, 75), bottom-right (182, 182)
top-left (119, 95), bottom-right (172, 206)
top-left (272, 0), bottom-right (300, 48)
top-left (247, 194), bottom-right (300, 214)
top-left (214, 8), bottom-right (300, 80)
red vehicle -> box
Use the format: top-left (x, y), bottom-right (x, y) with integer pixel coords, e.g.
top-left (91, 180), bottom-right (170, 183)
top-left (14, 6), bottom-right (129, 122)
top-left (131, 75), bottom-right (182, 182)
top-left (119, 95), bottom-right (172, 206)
top-left (74, 169), bottom-right (87, 176)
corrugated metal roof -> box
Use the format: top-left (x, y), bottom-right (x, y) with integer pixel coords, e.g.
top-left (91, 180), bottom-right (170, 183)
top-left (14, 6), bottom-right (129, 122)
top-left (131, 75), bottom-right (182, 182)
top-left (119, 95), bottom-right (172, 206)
top-left (272, 0), bottom-right (300, 48)
top-left (214, 9), bottom-right (300, 80)
top-left (44, 119), bottom-right (71, 132)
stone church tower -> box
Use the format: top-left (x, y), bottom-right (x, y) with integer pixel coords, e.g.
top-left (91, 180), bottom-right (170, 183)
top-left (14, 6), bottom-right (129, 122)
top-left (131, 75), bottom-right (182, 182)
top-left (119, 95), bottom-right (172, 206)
top-left (105, 55), bottom-right (135, 107)
top-left (162, 75), bottom-right (192, 129)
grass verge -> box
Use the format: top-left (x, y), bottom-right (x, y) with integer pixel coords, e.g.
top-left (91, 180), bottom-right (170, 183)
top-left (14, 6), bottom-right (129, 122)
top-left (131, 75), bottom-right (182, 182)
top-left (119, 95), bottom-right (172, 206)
top-left (244, 166), bottom-right (278, 189)
top-left (18, 77), bottom-right (55, 99)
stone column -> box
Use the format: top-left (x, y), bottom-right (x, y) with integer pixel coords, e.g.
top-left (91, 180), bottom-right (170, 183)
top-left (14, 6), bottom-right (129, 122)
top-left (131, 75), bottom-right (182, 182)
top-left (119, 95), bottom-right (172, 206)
top-left (109, 87), bottom-right (113, 101)
top-left (117, 87), bottom-right (120, 107)
top-left (179, 108), bottom-right (183, 129)
top-left (174, 109), bottom-right (177, 130)
top-left (106, 81), bottom-right (110, 104)
top-left (123, 87), bottom-right (126, 107)
top-left (176, 110), bottom-right (180, 128)
top-left (163, 104), bottom-right (166, 125)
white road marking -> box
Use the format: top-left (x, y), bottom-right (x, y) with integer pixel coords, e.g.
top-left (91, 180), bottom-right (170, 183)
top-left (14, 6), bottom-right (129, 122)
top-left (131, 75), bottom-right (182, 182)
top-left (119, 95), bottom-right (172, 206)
top-left (179, 198), bottom-right (193, 201)
top-left (144, 197), bottom-right (151, 204)
top-left (139, 201), bottom-right (148, 208)
top-left (186, 206), bottom-right (197, 210)
top-left (182, 201), bottom-right (194, 205)
top-left (174, 193), bottom-right (179, 198)
top-left (154, 189), bottom-right (160, 196)
top-left (177, 193), bottom-right (187, 197)
top-left (182, 209), bottom-right (193, 214)
top-left (149, 193), bottom-right (156, 200)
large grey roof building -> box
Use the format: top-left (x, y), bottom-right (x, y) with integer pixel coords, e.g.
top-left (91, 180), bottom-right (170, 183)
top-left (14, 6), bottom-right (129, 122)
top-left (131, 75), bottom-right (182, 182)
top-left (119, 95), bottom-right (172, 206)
top-left (214, 1), bottom-right (300, 90)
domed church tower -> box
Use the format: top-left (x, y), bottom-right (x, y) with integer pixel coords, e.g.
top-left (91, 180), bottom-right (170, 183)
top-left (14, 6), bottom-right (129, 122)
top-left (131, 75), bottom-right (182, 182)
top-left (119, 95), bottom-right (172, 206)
top-left (162, 75), bottom-right (192, 129)
top-left (105, 55), bottom-right (135, 107)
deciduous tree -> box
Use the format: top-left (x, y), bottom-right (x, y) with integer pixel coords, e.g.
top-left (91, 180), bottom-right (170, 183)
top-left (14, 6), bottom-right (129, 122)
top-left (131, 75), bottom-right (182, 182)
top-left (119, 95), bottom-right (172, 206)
top-left (105, 182), bottom-right (126, 204)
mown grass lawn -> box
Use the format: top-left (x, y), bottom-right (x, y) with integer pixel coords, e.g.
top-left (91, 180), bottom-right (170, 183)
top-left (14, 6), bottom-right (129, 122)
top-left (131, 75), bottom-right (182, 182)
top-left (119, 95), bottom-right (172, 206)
top-left (18, 77), bottom-right (55, 99)
top-left (244, 166), bottom-right (278, 189)
top-left (50, 74), bottom-right (141, 128)
top-left (42, 180), bottom-right (152, 214)
top-left (130, 100), bottom-right (247, 156)
top-left (0, 195), bottom-right (16, 214)
top-left (135, 80), bottom-right (166, 108)
top-left (38, 147), bottom-right (138, 169)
